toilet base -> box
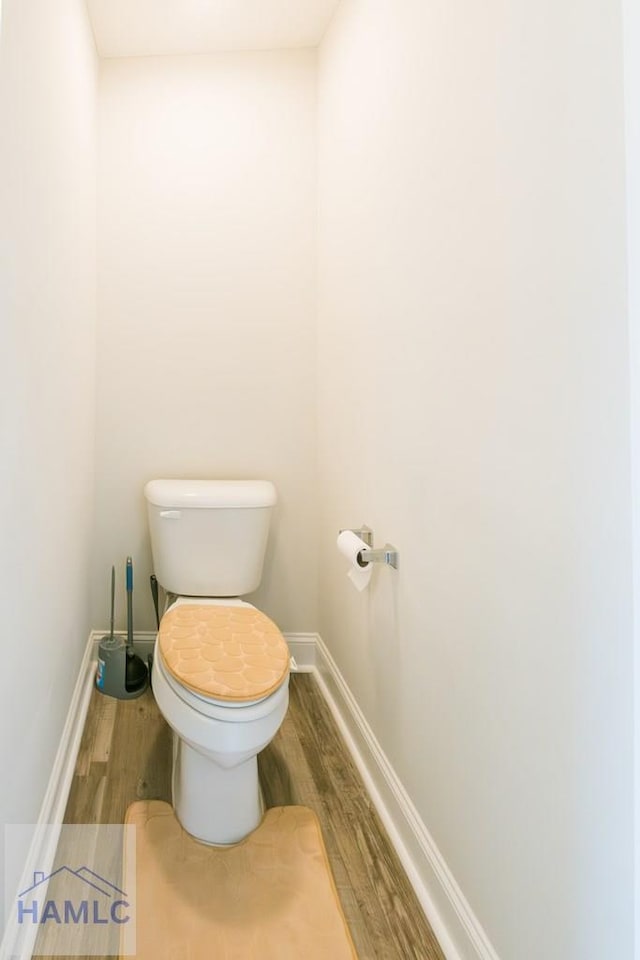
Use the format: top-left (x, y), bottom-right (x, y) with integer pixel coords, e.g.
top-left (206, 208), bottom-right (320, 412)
top-left (172, 734), bottom-right (262, 844)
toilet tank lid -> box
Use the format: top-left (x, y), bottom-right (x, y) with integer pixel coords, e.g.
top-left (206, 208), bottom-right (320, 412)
top-left (144, 479), bottom-right (277, 509)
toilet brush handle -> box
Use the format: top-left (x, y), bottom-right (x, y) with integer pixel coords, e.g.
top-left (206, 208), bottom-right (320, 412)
top-left (126, 557), bottom-right (134, 649)
top-left (109, 565), bottom-right (116, 640)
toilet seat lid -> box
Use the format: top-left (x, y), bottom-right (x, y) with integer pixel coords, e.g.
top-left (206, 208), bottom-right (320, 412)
top-left (158, 604), bottom-right (289, 703)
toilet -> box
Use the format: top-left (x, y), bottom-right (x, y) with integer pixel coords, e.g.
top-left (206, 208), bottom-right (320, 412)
top-left (144, 479), bottom-right (290, 845)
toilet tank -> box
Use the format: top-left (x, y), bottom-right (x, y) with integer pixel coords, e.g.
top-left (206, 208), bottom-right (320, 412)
top-left (144, 479), bottom-right (277, 597)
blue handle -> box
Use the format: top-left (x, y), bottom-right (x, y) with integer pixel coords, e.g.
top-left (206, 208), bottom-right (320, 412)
top-left (126, 557), bottom-right (133, 592)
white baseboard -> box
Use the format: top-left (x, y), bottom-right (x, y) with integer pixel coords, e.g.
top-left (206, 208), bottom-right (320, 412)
top-left (0, 635), bottom-right (96, 960)
top-left (282, 633), bottom-right (317, 671)
top-left (312, 634), bottom-right (500, 960)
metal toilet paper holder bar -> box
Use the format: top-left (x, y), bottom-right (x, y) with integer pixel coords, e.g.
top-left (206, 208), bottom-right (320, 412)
top-left (339, 526), bottom-right (399, 570)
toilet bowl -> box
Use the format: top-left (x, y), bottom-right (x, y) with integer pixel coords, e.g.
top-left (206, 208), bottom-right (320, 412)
top-left (144, 479), bottom-right (289, 845)
top-left (152, 598), bottom-right (289, 844)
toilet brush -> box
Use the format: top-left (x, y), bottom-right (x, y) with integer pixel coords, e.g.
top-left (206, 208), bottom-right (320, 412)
top-left (125, 556), bottom-right (149, 694)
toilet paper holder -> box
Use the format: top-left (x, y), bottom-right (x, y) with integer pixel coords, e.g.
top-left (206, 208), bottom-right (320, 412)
top-left (338, 526), bottom-right (399, 570)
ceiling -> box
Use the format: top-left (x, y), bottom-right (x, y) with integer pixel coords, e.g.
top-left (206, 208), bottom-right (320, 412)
top-left (85, 0), bottom-right (342, 58)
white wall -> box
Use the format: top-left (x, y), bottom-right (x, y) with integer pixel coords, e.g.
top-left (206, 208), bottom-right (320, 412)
top-left (95, 51), bottom-right (317, 633)
top-left (622, 0), bottom-right (640, 952)
top-left (0, 0), bottom-right (97, 918)
top-left (317, 2), bottom-right (634, 959)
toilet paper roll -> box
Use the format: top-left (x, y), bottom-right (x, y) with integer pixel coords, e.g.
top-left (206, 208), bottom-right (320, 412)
top-left (336, 530), bottom-right (373, 592)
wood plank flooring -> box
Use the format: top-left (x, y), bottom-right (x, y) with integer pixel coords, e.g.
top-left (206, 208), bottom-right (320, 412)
top-left (35, 672), bottom-right (444, 960)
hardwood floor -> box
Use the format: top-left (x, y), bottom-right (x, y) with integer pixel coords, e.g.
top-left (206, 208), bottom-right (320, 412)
top-left (37, 672), bottom-right (444, 960)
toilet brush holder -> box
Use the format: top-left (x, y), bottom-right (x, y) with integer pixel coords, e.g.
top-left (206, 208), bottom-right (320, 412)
top-left (96, 635), bottom-right (148, 700)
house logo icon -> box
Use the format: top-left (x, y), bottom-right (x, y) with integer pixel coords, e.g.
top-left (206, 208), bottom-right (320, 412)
top-left (17, 867), bottom-right (130, 927)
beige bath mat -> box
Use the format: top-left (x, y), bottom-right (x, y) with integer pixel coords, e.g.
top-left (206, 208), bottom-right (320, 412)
top-left (122, 800), bottom-right (358, 959)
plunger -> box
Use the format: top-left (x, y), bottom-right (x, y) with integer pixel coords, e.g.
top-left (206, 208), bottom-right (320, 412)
top-left (125, 556), bottom-right (149, 693)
